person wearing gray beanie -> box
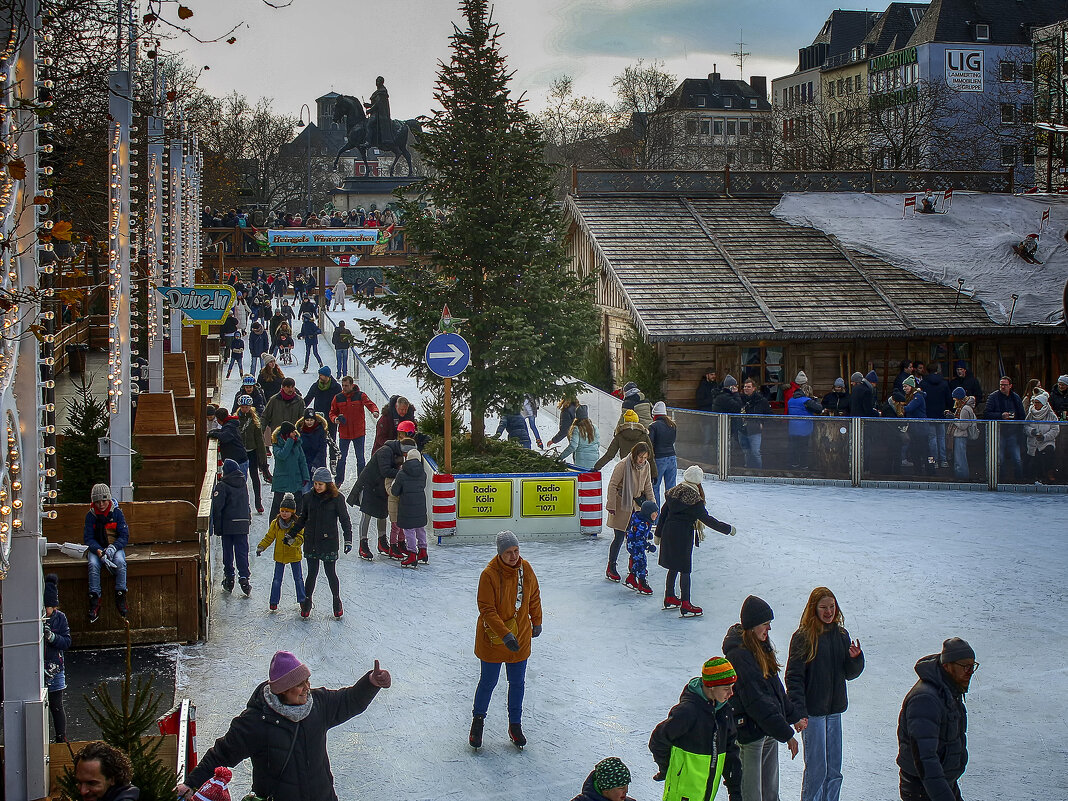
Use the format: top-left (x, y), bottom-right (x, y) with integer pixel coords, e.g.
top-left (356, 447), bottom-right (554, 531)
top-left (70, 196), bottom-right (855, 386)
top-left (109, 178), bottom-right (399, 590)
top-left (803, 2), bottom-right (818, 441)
top-left (471, 530), bottom-right (543, 750)
top-left (1052, 375), bottom-right (1068, 417)
top-left (897, 638), bottom-right (977, 801)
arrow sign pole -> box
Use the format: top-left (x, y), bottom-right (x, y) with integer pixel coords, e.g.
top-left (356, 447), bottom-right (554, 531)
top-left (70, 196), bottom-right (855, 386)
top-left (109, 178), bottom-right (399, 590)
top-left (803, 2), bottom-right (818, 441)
top-left (444, 377), bottom-right (453, 474)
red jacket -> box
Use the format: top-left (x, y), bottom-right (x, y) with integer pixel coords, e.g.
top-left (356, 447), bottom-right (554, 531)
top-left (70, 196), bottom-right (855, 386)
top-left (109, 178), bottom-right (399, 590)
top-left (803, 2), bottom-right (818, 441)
top-left (329, 390), bottom-right (379, 440)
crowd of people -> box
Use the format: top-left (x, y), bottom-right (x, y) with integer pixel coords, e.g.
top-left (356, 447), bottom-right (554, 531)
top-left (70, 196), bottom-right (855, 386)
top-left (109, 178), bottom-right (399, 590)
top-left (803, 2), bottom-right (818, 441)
top-left (201, 203), bottom-right (400, 231)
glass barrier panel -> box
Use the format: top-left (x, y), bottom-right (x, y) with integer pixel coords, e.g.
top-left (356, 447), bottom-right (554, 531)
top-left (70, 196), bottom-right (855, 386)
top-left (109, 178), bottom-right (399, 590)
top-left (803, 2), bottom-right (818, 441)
top-left (673, 409), bottom-right (719, 474)
top-left (726, 413), bottom-right (850, 480)
top-left (996, 420), bottom-right (1066, 486)
top-left (860, 417), bottom-right (989, 484)
top-left (576, 386), bottom-right (624, 453)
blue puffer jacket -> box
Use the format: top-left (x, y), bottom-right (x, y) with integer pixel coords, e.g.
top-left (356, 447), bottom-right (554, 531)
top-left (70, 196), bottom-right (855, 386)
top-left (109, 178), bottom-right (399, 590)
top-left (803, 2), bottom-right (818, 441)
top-left (904, 391), bottom-right (930, 435)
top-left (786, 393), bottom-right (822, 436)
top-left (272, 432), bottom-right (310, 494)
top-left (299, 415), bottom-right (330, 471)
top-left (495, 413), bottom-right (531, 446)
top-left (248, 328), bottom-right (269, 357)
top-left (44, 608), bottom-right (72, 675)
top-left (211, 461), bottom-right (252, 538)
top-left (897, 654), bottom-right (968, 801)
top-left (209, 418), bottom-right (249, 464)
top-left (648, 417), bottom-right (677, 458)
top-left (83, 504), bottom-right (130, 551)
top-left (298, 318), bottom-right (321, 341)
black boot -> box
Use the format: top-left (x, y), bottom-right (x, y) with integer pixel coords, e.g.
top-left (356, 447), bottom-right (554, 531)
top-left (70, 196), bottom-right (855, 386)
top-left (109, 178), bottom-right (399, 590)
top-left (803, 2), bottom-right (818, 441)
top-left (469, 715), bottom-right (485, 749)
top-left (239, 578), bottom-right (252, 597)
top-left (88, 593), bottom-right (101, 623)
top-left (508, 722), bottom-right (526, 748)
top-left (114, 590), bottom-right (128, 617)
top-left (221, 577), bottom-right (235, 594)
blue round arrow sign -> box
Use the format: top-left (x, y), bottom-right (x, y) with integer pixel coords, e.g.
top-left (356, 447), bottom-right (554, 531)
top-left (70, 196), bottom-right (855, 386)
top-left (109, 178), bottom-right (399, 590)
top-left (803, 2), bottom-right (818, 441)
top-left (424, 333), bottom-right (471, 378)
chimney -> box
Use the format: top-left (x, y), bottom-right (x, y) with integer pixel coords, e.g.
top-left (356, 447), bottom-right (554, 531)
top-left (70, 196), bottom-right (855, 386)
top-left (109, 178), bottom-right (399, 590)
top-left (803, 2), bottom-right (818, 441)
top-left (749, 75), bottom-right (767, 100)
top-left (709, 66), bottom-right (721, 94)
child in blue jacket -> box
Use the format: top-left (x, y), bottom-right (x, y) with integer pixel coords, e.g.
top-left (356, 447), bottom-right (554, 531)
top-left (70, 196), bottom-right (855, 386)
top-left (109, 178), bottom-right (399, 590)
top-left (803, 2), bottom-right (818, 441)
top-left (624, 500), bottom-right (659, 596)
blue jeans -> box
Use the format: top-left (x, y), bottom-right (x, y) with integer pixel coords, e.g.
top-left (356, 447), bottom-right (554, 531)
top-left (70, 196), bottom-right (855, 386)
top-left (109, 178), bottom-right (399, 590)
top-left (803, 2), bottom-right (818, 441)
top-left (739, 429), bottom-right (763, 468)
top-left (652, 455), bottom-right (677, 505)
top-left (524, 417), bottom-right (542, 444)
top-left (927, 429), bottom-right (946, 462)
top-left (221, 533), bottom-right (250, 580)
top-left (801, 713), bottom-right (844, 801)
top-left (952, 438), bottom-right (969, 480)
top-left (303, 340), bottom-right (322, 369)
top-left (473, 658), bottom-right (527, 724)
top-left (336, 436), bottom-right (365, 483)
top-left (248, 355), bottom-right (261, 376)
top-left (999, 432), bottom-right (1023, 481)
top-left (87, 548), bottom-right (127, 594)
top-left (336, 349), bottom-right (349, 378)
top-left (226, 353), bottom-right (243, 376)
top-left (270, 561), bottom-right (306, 606)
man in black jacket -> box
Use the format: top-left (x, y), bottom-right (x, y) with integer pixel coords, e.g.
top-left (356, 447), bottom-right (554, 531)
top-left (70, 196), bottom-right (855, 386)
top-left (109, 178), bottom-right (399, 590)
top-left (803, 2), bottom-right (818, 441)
top-left (739, 377), bottom-right (772, 468)
top-left (848, 372), bottom-right (876, 418)
top-left (983, 376), bottom-right (1026, 481)
top-left (897, 638), bottom-right (976, 801)
top-left (920, 365), bottom-right (953, 467)
top-left (176, 651), bottom-right (391, 801)
top-left (947, 361), bottom-right (984, 404)
top-left (649, 657), bottom-right (742, 801)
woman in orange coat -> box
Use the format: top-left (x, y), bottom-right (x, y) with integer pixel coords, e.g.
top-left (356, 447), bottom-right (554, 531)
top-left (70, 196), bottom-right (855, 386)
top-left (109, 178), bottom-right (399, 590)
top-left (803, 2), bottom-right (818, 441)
top-left (469, 530), bottom-right (543, 751)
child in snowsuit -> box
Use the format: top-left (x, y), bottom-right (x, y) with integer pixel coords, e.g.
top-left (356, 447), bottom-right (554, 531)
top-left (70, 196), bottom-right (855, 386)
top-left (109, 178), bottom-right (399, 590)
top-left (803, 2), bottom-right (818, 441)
top-left (211, 458), bottom-right (253, 596)
top-left (256, 492), bottom-right (306, 612)
top-left (390, 448), bottom-right (429, 568)
top-left (624, 500), bottom-right (659, 595)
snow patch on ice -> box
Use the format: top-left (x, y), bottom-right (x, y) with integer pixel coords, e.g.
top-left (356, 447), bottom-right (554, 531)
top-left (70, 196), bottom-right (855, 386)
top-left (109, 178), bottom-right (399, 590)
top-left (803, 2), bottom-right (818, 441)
top-left (772, 192), bottom-right (1068, 325)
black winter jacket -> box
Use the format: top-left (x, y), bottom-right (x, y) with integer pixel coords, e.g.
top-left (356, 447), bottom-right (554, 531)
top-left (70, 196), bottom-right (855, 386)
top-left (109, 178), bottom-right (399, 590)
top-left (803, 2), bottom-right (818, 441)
top-left (784, 624), bottom-right (864, 718)
top-left (648, 418), bottom-right (677, 458)
top-left (185, 676), bottom-right (380, 801)
top-left (655, 485), bottom-right (731, 574)
top-left (1049, 384), bottom-right (1068, 416)
top-left (210, 418), bottom-right (249, 464)
top-left (921, 373), bottom-right (953, 419)
top-left (948, 370), bottom-right (984, 404)
top-left (740, 392), bottom-right (772, 433)
top-left (696, 378), bottom-right (722, 412)
top-left (648, 678), bottom-right (741, 800)
top-left (896, 654), bottom-right (968, 801)
top-left (292, 489), bottom-right (352, 559)
top-left (551, 404), bottom-right (579, 444)
top-left (722, 623), bottom-right (800, 744)
top-left (211, 469), bottom-right (252, 538)
top-left (821, 390), bottom-right (850, 415)
top-left (390, 456), bottom-right (428, 529)
top-left (348, 440), bottom-right (410, 519)
top-left (849, 382), bottom-right (876, 417)
top-left (713, 391), bottom-right (742, 415)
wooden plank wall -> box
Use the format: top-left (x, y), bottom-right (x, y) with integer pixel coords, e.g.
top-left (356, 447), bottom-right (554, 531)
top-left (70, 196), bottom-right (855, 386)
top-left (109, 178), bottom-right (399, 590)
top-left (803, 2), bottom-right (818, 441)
top-left (48, 737), bottom-right (177, 800)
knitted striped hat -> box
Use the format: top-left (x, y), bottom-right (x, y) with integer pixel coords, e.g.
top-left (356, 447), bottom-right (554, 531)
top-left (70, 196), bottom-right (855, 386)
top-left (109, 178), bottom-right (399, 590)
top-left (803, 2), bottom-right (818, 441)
top-left (702, 656), bottom-right (737, 687)
top-left (193, 766), bottom-right (232, 801)
top-left (593, 757), bottom-right (631, 793)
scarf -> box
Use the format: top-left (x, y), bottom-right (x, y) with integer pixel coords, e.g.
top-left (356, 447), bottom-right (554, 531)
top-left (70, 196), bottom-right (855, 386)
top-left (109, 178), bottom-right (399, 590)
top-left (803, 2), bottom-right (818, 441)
top-left (280, 388), bottom-right (296, 401)
top-left (619, 456), bottom-right (648, 516)
top-left (262, 683), bottom-right (314, 722)
top-left (667, 481), bottom-right (706, 535)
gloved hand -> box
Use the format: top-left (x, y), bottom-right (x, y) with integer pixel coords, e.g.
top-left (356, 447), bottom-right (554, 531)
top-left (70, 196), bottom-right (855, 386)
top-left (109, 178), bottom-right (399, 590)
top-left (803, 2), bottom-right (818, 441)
top-left (502, 633), bottom-right (520, 652)
top-left (43, 621), bottom-right (55, 644)
top-left (726, 525), bottom-right (737, 536)
top-left (697, 527), bottom-right (706, 543)
top-left (531, 624), bottom-right (542, 638)
top-left (336, 415), bottom-right (346, 425)
top-left (653, 771), bottom-right (665, 782)
top-left (344, 541), bottom-right (352, 554)
top-left (283, 535), bottom-right (295, 547)
top-left (255, 548), bottom-right (263, 557)
top-left (102, 545), bottom-right (118, 572)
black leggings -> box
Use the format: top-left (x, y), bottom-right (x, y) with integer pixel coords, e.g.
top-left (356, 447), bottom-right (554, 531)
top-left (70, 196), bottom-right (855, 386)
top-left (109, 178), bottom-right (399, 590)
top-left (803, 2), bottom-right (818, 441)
top-left (305, 558), bottom-right (340, 602)
top-left (246, 449), bottom-right (261, 507)
top-left (48, 689), bottom-right (66, 742)
top-left (665, 570), bottom-right (691, 602)
top-left (608, 529), bottom-right (625, 568)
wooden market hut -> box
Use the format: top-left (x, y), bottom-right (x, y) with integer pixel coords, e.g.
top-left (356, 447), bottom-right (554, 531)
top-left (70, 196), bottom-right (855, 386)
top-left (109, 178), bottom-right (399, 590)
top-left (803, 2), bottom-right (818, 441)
top-left (563, 175), bottom-right (1067, 408)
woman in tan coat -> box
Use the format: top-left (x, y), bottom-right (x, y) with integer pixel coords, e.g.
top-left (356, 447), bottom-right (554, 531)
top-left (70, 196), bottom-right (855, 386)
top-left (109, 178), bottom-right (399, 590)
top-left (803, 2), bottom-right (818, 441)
top-left (594, 409), bottom-right (658, 480)
top-left (470, 531), bottom-right (543, 751)
top-left (604, 441), bottom-right (655, 583)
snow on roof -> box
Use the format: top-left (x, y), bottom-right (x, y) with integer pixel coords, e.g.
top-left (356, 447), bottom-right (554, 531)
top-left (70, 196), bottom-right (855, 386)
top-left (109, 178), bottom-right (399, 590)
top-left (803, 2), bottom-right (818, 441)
top-left (772, 191), bottom-right (1068, 326)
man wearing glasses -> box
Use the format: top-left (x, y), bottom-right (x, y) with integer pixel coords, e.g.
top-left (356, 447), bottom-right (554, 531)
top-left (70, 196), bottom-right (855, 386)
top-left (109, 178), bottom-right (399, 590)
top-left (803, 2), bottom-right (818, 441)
top-left (896, 637), bottom-right (977, 801)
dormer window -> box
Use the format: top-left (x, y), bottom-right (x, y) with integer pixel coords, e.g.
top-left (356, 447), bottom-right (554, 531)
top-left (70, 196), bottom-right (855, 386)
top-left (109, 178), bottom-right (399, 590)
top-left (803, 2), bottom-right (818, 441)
top-left (750, 99), bottom-right (758, 109)
top-left (697, 95), bottom-right (707, 107)
top-left (724, 97), bottom-right (732, 108)
top-left (975, 23), bottom-right (990, 41)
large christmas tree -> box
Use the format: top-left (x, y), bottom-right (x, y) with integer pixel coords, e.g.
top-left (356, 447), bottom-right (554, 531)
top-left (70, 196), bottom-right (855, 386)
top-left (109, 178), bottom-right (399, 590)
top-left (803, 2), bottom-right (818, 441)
top-left (360, 0), bottom-right (598, 449)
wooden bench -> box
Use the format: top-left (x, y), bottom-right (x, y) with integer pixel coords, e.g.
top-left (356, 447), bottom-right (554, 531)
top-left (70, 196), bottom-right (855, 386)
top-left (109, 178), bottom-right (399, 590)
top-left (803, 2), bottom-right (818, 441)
top-left (42, 501), bottom-right (204, 647)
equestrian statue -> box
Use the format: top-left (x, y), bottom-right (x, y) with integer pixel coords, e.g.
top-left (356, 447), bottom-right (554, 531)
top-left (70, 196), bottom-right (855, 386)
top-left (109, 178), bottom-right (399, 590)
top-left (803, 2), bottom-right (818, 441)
top-left (332, 76), bottom-right (422, 177)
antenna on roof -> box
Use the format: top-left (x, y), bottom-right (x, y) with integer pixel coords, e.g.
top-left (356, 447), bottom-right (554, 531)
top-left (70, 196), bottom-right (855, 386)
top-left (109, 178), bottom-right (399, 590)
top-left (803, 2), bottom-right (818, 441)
top-left (732, 30), bottom-right (750, 79)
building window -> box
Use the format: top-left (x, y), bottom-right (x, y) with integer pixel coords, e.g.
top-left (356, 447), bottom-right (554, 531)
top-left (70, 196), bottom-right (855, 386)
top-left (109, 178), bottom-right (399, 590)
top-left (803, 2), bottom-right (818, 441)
top-left (697, 95), bottom-right (707, 107)
top-left (741, 346), bottom-right (785, 396)
top-left (724, 97), bottom-right (733, 108)
top-left (685, 119), bottom-right (697, 135)
top-left (714, 118), bottom-right (724, 135)
top-left (1000, 62), bottom-right (1016, 82)
top-left (750, 98), bottom-right (758, 108)
top-left (1020, 104), bottom-right (1033, 124)
top-left (700, 118), bottom-right (711, 135)
top-left (975, 23), bottom-right (989, 41)
top-left (1001, 144), bottom-right (1016, 166)
top-left (739, 120), bottom-right (750, 135)
top-left (1022, 63), bottom-right (1034, 82)
top-left (837, 78), bottom-right (845, 95)
top-left (1001, 103), bottom-right (1015, 124)
top-left (726, 119), bottom-right (737, 135)
top-left (1022, 144), bottom-right (1035, 164)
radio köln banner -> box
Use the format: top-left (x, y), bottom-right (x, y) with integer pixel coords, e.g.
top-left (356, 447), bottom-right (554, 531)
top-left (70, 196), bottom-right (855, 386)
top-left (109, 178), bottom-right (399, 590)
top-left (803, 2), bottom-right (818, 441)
top-left (945, 49), bottom-right (983, 92)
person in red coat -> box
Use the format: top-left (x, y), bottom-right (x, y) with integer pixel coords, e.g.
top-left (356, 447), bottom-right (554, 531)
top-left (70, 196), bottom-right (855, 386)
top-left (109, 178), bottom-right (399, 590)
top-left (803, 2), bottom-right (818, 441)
top-left (372, 395), bottom-right (417, 452)
top-left (329, 376), bottom-right (379, 483)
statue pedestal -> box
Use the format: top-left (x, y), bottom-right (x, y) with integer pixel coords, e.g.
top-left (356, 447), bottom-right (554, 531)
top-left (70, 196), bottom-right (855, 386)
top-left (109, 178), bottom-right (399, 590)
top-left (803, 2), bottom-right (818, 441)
top-left (332, 176), bottom-right (422, 213)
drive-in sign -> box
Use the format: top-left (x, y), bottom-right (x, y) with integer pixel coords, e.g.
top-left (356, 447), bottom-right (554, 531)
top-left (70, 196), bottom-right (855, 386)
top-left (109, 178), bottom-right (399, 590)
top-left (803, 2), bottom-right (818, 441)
top-left (946, 49), bottom-right (983, 92)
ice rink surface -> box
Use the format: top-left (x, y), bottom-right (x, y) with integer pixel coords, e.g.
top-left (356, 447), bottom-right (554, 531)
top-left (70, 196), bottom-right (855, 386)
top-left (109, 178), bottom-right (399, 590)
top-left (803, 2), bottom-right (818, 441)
top-left (181, 305), bottom-right (1068, 800)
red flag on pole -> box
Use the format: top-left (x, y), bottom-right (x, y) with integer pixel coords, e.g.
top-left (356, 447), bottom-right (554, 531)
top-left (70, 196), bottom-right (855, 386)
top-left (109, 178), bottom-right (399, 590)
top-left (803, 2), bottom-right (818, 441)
top-left (903, 195), bottom-right (916, 218)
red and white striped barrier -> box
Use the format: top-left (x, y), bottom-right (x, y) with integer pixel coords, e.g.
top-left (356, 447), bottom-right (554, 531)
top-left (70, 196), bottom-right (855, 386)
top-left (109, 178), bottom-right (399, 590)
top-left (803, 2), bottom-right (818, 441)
top-left (578, 471), bottom-right (603, 535)
top-left (432, 472), bottom-right (457, 536)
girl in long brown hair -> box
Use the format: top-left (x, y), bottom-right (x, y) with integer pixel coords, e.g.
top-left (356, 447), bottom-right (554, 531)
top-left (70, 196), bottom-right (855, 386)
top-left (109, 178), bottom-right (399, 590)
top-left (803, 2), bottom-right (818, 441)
top-left (785, 588), bottom-right (864, 801)
top-left (558, 405), bottom-right (599, 471)
top-left (722, 595), bottom-right (803, 801)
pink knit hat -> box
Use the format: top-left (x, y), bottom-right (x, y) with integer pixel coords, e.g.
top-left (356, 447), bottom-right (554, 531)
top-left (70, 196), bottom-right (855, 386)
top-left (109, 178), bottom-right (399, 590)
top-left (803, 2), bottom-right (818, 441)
top-left (269, 651), bottom-right (310, 694)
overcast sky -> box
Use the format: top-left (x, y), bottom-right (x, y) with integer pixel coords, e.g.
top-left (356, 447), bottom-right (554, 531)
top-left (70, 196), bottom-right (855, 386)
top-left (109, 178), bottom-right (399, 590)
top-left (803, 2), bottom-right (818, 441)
top-left (180, 0), bottom-right (897, 120)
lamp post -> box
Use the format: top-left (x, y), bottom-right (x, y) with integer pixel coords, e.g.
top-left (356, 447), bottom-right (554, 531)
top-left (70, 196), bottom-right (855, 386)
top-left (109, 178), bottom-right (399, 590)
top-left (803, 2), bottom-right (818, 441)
top-left (297, 103), bottom-right (312, 216)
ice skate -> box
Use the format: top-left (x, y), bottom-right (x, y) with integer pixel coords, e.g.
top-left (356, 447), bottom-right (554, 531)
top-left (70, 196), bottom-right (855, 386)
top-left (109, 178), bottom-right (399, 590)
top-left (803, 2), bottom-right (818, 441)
top-left (508, 722), bottom-right (526, 749)
top-left (88, 592), bottom-right (101, 623)
top-left (333, 597), bottom-right (344, 618)
top-left (418, 547), bottom-right (429, 564)
top-left (401, 551), bottom-right (418, 568)
top-left (239, 578), bottom-right (252, 597)
top-left (680, 600), bottom-right (703, 617)
top-left (377, 535), bottom-right (391, 556)
top-left (390, 542), bottom-right (404, 560)
top-left (663, 595), bottom-right (681, 610)
top-left (114, 590), bottom-right (128, 617)
top-left (605, 564), bottom-right (621, 583)
top-left (624, 573), bottom-right (640, 591)
top-left (300, 598), bottom-right (312, 618)
top-left (358, 540), bottom-right (374, 561)
top-left (637, 579), bottom-right (653, 595)
top-left (221, 576), bottom-right (235, 594)
top-left (469, 715), bottom-right (485, 749)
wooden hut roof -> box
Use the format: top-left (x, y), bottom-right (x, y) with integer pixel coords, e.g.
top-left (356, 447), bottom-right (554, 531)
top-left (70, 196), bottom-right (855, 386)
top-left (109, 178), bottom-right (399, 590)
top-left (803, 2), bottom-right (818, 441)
top-left (565, 194), bottom-right (1029, 342)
